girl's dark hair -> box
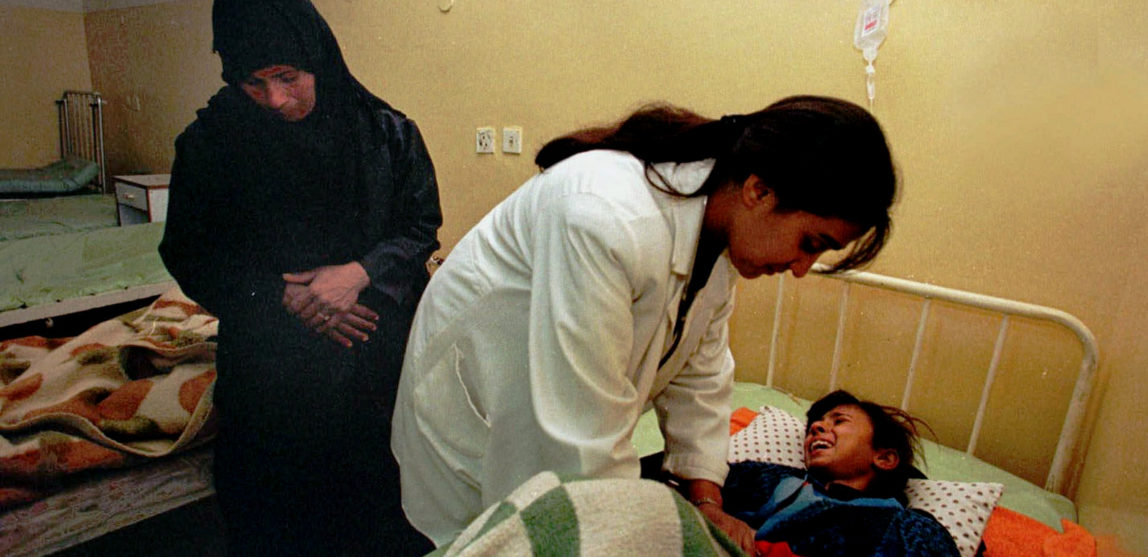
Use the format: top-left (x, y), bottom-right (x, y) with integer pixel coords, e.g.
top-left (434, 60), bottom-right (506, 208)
top-left (806, 390), bottom-right (929, 495)
top-left (535, 96), bottom-right (897, 272)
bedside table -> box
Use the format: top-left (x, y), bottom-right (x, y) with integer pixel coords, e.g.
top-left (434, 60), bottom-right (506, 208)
top-left (114, 174), bottom-right (170, 225)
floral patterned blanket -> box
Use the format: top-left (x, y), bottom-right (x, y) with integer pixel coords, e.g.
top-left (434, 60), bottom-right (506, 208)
top-left (0, 288), bottom-right (217, 510)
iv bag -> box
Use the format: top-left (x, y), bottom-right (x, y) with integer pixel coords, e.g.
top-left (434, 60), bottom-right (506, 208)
top-left (853, 0), bottom-right (890, 108)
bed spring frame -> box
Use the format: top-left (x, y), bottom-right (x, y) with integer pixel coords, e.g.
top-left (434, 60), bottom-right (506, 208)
top-left (764, 265), bottom-right (1098, 496)
top-left (56, 90), bottom-right (107, 192)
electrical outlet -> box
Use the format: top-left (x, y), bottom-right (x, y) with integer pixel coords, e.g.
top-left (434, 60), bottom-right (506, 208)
top-left (476, 127), bottom-right (495, 154)
top-left (502, 126), bottom-right (522, 154)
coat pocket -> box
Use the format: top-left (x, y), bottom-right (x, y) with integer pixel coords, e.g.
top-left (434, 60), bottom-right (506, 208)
top-left (412, 344), bottom-right (490, 481)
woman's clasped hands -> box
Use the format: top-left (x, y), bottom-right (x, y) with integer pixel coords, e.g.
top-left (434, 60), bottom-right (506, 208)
top-left (282, 262), bottom-right (378, 348)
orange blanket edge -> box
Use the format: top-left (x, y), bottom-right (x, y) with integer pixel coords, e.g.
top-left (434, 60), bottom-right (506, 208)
top-left (730, 406), bottom-right (758, 436)
top-left (982, 507), bottom-right (1097, 557)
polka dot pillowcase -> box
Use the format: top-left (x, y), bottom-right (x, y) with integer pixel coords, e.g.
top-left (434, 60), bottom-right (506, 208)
top-left (728, 405), bottom-right (805, 467)
top-left (728, 405), bottom-right (1003, 557)
top-left (905, 479), bottom-right (1003, 557)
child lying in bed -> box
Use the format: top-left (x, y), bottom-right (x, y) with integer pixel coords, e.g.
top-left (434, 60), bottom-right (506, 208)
top-left (720, 390), bottom-right (960, 557)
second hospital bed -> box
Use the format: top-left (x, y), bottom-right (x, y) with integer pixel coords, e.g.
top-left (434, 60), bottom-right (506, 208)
top-left (0, 91), bottom-right (107, 196)
top-left (0, 90), bottom-right (174, 331)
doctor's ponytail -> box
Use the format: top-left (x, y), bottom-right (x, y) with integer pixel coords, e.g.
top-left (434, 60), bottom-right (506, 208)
top-left (534, 104), bottom-right (734, 170)
top-left (536, 96), bottom-right (898, 272)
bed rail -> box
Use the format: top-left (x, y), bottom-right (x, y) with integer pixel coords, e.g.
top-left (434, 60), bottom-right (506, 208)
top-left (764, 265), bottom-right (1098, 496)
top-left (56, 90), bottom-right (107, 193)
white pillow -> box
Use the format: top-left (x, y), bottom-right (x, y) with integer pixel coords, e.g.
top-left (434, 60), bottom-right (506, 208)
top-left (728, 405), bottom-right (1002, 557)
top-left (728, 405), bottom-right (805, 467)
top-left (905, 479), bottom-right (1002, 557)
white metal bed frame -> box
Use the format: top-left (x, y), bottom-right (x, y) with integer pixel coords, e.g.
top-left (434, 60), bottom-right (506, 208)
top-left (0, 281), bottom-right (177, 330)
top-left (764, 265), bottom-right (1098, 496)
top-left (56, 90), bottom-right (108, 193)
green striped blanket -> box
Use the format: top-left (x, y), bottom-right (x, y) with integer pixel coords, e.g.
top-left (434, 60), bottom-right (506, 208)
top-left (432, 471), bottom-right (743, 557)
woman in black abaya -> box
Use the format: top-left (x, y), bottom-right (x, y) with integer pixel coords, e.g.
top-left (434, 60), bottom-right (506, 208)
top-left (159, 1), bottom-right (440, 554)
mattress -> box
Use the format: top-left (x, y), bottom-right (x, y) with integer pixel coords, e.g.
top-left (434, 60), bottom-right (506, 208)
top-left (0, 157), bottom-right (100, 196)
top-left (0, 194), bottom-right (117, 242)
top-left (0, 221), bottom-right (172, 313)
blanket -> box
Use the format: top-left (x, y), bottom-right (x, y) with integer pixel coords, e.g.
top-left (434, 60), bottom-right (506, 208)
top-left (982, 508), bottom-right (1096, 557)
top-left (433, 471), bottom-right (744, 557)
top-left (0, 288), bottom-right (217, 509)
top-left (724, 461), bottom-right (960, 557)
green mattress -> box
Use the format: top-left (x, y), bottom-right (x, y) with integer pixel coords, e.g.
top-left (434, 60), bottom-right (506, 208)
top-left (632, 381), bottom-right (1077, 531)
top-left (0, 194), bottom-right (117, 242)
top-left (0, 157), bottom-right (100, 195)
top-left (0, 221), bottom-right (172, 312)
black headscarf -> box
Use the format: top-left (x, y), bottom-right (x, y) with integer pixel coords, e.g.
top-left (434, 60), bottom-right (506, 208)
top-left (198, 0), bottom-right (385, 273)
top-left (211, 0), bottom-right (372, 100)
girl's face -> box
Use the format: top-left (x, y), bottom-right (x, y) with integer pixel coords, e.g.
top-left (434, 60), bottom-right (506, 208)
top-left (723, 175), bottom-right (864, 279)
top-left (804, 404), bottom-right (885, 491)
top-left (240, 65), bottom-right (317, 122)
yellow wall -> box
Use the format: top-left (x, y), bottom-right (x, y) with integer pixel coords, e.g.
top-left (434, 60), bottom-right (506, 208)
top-left (0, 5), bottom-right (91, 167)
top-left (83, 1), bottom-right (217, 176)
top-left (74, 0), bottom-right (1148, 553)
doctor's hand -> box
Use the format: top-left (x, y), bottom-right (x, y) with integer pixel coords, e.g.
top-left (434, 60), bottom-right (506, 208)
top-left (683, 479), bottom-right (758, 556)
top-left (695, 503), bottom-right (758, 556)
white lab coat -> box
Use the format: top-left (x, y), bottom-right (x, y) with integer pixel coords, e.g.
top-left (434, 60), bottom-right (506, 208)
top-left (392, 150), bottom-right (737, 545)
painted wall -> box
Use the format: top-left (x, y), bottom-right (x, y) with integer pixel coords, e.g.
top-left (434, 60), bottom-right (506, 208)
top-left (66, 0), bottom-right (1148, 553)
top-left (0, 5), bottom-right (91, 167)
top-left (83, 0), bottom-right (216, 176)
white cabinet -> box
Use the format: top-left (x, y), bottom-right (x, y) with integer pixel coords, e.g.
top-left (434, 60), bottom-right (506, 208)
top-left (114, 174), bottom-right (170, 225)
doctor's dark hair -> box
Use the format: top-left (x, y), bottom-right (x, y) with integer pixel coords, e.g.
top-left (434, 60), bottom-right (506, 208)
top-left (805, 390), bottom-right (928, 495)
top-left (535, 96), bottom-right (897, 272)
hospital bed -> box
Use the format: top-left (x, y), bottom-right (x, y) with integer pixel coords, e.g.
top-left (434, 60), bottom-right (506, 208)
top-left (441, 266), bottom-right (1100, 556)
top-left (0, 216), bottom-right (175, 331)
top-left (0, 90), bottom-right (174, 332)
top-left (0, 91), bottom-right (107, 196)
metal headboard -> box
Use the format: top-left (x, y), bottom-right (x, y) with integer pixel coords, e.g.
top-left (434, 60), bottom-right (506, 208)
top-left (56, 90), bottom-right (107, 193)
top-left (764, 265), bottom-right (1098, 495)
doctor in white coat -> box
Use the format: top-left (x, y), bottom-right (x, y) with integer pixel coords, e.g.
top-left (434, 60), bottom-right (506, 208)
top-left (392, 96), bottom-right (898, 552)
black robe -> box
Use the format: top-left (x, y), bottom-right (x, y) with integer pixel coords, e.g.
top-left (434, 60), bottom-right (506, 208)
top-left (158, 1), bottom-right (440, 554)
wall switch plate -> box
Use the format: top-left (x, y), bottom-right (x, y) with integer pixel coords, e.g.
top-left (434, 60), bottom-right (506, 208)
top-left (502, 126), bottom-right (523, 154)
top-left (476, 127), bottom-right (495, 154)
